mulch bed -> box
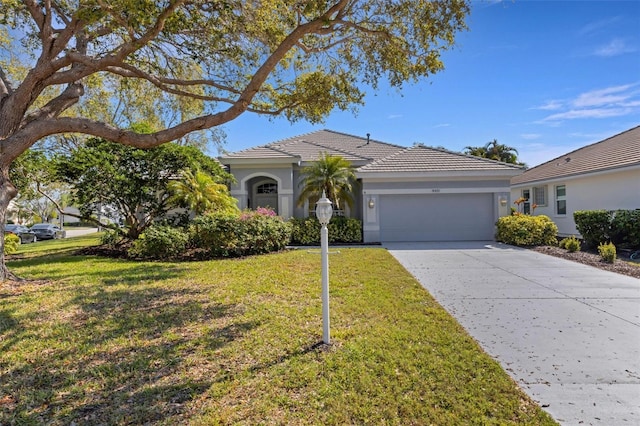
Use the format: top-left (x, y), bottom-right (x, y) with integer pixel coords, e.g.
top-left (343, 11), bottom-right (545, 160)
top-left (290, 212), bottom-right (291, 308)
top-left (531, 246), bottom-right (640, 279)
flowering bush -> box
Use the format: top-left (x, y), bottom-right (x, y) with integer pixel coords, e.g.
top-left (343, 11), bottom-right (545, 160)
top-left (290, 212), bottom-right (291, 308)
top-left (512, 197), bottom-right (526, 215)
top-left (239, 207), bottom-right (277, 220)
top-left (496, 214), bottom-right (558, 246)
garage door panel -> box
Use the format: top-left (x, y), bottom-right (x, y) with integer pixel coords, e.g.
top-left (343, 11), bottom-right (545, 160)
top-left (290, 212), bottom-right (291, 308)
top-left (379, 194), bottom-right (494, 242)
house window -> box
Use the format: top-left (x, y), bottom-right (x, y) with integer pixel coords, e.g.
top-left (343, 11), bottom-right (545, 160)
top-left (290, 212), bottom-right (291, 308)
top-left (533, 186), bottom-right (547, 206)
top-left (521, 189), bottom-right (531, 215)
top-left (257, 183), bottom-right (277, 194)
top-left (555, 185), bottom-right (566, 215)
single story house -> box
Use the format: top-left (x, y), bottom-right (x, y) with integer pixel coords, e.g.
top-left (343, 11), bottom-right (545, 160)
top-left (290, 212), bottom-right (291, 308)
top-left (510, 125), bottom-right (640, 237)
top-left (220, 130), bottom-right (524, 243)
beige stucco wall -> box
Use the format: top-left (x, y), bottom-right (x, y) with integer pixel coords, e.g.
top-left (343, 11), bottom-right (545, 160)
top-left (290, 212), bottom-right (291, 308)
top-left (511, 167), bottom-right (640, 236)
top-left (227, 165), bottom-right (295, 218)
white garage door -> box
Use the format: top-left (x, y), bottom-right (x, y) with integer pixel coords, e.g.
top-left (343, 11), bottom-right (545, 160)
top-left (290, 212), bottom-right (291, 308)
top-left (379, 193), bottom-right (495, 242)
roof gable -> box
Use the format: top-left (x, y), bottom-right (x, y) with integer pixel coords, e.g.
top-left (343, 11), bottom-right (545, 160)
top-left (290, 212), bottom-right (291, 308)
top-left (220, 129), bottom-right (403, 163)
top-left (511, 126), bottom-right (640, 185)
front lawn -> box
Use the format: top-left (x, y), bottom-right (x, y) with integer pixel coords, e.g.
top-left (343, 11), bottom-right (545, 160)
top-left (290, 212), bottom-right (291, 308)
top-left (2, 237), bottom-right (556, 425)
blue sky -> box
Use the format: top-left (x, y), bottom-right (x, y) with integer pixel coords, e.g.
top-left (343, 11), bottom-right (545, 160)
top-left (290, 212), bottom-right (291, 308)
top-left (219, 0), bottom-right (640, 167)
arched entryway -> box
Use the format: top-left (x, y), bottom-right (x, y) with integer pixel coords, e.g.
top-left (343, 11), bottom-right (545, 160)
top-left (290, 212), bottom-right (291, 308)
top-left (247, 177), bottom-right (279, 214)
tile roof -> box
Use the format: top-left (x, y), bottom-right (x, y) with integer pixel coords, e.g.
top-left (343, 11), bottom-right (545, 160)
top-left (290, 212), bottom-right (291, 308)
top-left (511, 125), bottom-right (640, 185)
top-left (220, 129), bottom-right (403, 162)
top-left (357, 144), bottom-right (525, 173)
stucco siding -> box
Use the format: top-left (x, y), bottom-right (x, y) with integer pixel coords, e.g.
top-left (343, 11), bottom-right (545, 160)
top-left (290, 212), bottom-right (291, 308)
top-left (511, 168), bottom-right (640, 236)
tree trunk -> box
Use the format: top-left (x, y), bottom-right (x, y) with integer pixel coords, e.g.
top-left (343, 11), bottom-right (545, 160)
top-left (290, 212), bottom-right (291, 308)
top-left (0, 162), bottom-right (22, 281)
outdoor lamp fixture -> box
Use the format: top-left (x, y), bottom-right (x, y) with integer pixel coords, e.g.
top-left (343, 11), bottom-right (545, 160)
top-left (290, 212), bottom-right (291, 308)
top-left (499, 196), bottom-right (508, 207)
top-left (368, 198), bottom-right (375, 209)
top-left (315, 191), bottom-right (333, 344)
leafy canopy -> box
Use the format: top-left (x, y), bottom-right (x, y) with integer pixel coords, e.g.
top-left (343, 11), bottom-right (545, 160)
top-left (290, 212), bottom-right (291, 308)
top-left (168, 169), bottom-right (238, 216)
top-left (0, 0), bottom-right (470, 152)
top-left (54, 139), bottom-right (232, 239)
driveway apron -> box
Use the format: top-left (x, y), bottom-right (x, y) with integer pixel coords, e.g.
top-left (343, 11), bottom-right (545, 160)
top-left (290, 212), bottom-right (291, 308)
top-left (385, 241), bottom-right (640, 426)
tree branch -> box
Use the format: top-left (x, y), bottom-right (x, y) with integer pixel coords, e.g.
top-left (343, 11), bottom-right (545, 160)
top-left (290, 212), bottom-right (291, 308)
top-left (0, 66), bottom-right (11, 97)
top-left (115, 62), bottom-right (241, 94)
top-left (36, 186), bottom-right (122, 234)
top-left (23, 0), bottom-right (46, 34)
top-left (22, 83), bottom-right (84, 125)
top-left (5, 0), bottom-right (354, 154)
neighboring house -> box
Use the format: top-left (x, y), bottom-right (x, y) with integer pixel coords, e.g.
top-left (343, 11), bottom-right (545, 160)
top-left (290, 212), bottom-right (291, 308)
top-left (510, 125), bottom-right (640, 237)
top-left (220, 130), bottom-right (523, 243)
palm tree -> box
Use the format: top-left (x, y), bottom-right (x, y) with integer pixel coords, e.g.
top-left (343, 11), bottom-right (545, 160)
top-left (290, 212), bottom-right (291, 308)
top-left (168, 169), bottom-right (238, 215)
top-left (464, 139), bottom-right (523, 165)
top-left (297, 153), bottom-right (356, 211)
top-left (484, 139), bottom-right (520, 163)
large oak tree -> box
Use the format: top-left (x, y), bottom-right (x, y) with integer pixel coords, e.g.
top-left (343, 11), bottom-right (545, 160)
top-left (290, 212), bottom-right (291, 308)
top-left (0, 0), bottom-right (469, 279)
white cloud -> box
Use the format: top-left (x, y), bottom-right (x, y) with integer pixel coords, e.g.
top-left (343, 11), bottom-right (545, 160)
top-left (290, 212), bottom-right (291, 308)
top-left (572, 84), bottom-right (635, 107)
top-left (433, 123), bottom-right (451, 128)
top-left (619, 100), bottom-right (640, 107)
top-left (543, 107), bottom-right (632, 122)
top-left (577, 17), bottom-right (622, 37)
top-left (534, 100), bottom-right (564, 111)
top-left (538, 83), bottom-right (640, 123)
top-left (593, 39), bottom-right (636, 57)
top-left (387, 114), bottom-right (403, 119)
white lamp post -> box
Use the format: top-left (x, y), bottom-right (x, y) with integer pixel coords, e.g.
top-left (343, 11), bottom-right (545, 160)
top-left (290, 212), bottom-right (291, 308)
top-left (315, 190), bottom-right (333, 344)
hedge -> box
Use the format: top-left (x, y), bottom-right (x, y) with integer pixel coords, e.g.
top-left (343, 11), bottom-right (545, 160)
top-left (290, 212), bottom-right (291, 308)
top-left (128, 225), bottom-right (189, 259)
top-left (574, 209), bottom-right (640, 248)
top-left (190, 211), bottom-right (292, 258)
top-left (289, 216), bottom-right (362, 245)
top-left (495, 214), bottom-right (558, 246)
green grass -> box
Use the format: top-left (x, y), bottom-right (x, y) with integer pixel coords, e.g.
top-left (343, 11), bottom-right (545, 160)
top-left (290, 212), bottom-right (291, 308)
top-left (1, 237), bottom-right (557, 425)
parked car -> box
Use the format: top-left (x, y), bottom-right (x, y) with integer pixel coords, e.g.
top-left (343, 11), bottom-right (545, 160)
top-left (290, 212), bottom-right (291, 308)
top-left (30, 223), bottom-right (66, 240)
top-left (5, 224), bottom-right (37, 244)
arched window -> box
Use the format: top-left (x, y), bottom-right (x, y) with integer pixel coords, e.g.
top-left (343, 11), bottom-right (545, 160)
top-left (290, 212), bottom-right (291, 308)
top-left (257, 183), bottom-right (278, 194)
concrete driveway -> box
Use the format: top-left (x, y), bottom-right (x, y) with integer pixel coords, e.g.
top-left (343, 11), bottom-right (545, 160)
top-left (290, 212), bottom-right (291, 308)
top-left (63, 227), bottom-right (99, 238)
top-left (385, 241), bottom-right (640, 426)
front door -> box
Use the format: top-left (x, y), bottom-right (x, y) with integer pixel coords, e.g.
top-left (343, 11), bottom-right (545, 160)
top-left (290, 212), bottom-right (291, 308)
top-left (253, 180), bottom-right (278, 213)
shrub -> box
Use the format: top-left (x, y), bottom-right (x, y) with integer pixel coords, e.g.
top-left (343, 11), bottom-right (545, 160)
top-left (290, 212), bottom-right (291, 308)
top-left (558, 237), bottom-right (567, 249)
top-left (573, 210), bottom-right (612, 248)
top-left (574, 209), bottom-right (640, 248)
top-left (495, 215), bottom-right (558, 246)
top-left (610, 209), bottom-right (640, 248)
top-left (100, 229), bottom-right (125, 247)
top-left (598, 242), bottom-right (616, 263)
top-left (190, 210), bottom-right (292, 258)
top-left (128, 225), bottom-right (189, 259)
top-left (289, 217), bottom-right (320, 245)
top-left (4, 234), bottom-right (20, 255)
top-left (559, 236), bottom-right (581, 252)
top-left (289, 216), bottom-right (363, 245)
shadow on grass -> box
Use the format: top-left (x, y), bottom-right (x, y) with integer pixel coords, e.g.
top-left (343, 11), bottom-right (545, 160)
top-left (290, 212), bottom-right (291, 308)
top-left (0, 270), bottom-right (260, 424)
top-left (7, 254), bottom-right (188, 283)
